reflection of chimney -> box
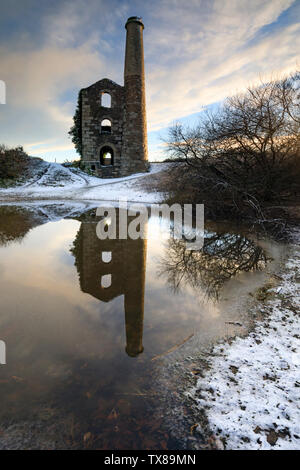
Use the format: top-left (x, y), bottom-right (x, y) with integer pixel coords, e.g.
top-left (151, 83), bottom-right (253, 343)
top-left (124, 237), bottom-right (147, 357)
top-left (71, 209), bottom-right (148, 358)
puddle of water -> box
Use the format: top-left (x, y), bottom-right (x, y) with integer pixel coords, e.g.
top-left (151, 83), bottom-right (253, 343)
top-left (0, 205), bottom-right (283, 449)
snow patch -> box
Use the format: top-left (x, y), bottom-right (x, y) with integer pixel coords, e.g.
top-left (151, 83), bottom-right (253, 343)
top-left (191, 244), bottom-right (300, 450)
top-left (0, 162), bottom-right (165, 203)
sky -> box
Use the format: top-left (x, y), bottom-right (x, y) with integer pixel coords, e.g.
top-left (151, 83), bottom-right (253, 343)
top-left (0, 0), bottom-right (299, 162)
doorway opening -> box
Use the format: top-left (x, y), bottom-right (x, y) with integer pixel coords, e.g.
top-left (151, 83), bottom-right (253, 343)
top-left (100, 146), bottom-right (114, 166)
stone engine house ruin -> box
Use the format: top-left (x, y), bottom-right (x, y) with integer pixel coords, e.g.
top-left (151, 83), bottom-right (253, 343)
top-left (80, 17), bottom-right (149, 178)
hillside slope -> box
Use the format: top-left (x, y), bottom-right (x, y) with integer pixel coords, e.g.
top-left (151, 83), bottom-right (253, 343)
top-left (0, 160), bottom-right (165, 203)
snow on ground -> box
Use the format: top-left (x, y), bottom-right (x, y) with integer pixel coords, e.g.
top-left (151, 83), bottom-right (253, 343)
top-left (189, 241), bottom-right (300, 450)
top-left (0, 161), bottom-right (165, 203)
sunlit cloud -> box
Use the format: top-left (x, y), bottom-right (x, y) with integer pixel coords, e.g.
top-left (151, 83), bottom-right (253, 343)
top-left (27, 143), bottom-right (75, 155)
top-left (0, 0), bottom-right (299, 162)
top-left (145, 0), bottom-right (299, 130)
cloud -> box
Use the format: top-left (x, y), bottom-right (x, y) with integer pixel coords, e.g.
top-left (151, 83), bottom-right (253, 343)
top-left (0, 0), bottom-right (299, 161)
top-left (26, 141), bottom-right (74, 155)
top-left (0, 1), bottom-right (120, 158)
top-left (145, 0), bottom-right (299, 130)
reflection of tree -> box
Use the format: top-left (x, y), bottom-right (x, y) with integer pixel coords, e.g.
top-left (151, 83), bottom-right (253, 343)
top-left (159, 232), bottom-right (268, 299)
top-left (0, 206), bottom-right (39, 247)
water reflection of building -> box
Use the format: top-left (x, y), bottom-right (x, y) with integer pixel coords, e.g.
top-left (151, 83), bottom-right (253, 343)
top-left (71, 209), bottom-right (147, 357)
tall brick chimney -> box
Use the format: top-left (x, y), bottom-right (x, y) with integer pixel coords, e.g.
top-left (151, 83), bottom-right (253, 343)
top-left (123, 17), bottom-right (149, 172)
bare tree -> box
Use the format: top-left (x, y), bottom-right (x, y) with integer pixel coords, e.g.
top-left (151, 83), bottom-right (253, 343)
top-left (164, 72), bottom-right (300, 237)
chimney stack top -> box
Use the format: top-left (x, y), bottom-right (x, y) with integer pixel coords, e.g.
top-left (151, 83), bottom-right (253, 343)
top-left (125, 16), bottom-right (144, 29)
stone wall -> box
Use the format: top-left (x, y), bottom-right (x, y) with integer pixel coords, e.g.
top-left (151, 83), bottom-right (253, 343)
top-left (123, 75), bottom-right (149, 174)
top-left (81, 78), bottom-right (125, 178)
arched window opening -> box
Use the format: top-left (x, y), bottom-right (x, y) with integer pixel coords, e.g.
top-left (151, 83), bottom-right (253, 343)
top-left (101, 274), bottom-right (112, 288)
top-left (101, 119), bottom-right (111, 134)
top-left (101, 92), bottom-right (111, 108)
top-left (100, 146), bottom-right (114, 166)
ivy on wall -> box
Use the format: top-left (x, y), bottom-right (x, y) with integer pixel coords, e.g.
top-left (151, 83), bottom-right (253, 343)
top-left (68, 90), bottom-right (82, 158)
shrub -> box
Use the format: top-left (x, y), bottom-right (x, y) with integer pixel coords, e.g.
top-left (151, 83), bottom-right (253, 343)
top-left (68, 91), bottom-right (82, 158)
top-left (0, 145), bottom-right (31, 181)
top-left (164, 72), bottom-right (300, 237)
